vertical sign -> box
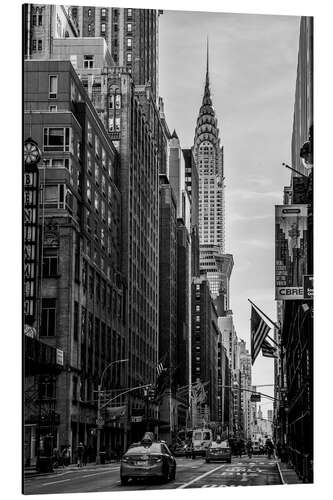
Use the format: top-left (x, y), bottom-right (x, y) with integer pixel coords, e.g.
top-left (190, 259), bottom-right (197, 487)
top-left (275, 205), bottom-right (308, 300)
top-left (24, 139), bottom-right (40, 325)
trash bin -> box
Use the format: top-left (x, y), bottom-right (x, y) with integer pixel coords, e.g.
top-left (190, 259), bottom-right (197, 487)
top-left (99, 451), bottom-right (106, 464)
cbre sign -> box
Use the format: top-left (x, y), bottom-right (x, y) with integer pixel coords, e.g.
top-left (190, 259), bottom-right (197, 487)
top-left (303, 275), bottom-right (313, 300)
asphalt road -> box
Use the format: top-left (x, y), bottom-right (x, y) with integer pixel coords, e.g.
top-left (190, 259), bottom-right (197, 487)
top-left (24, 455), bottom-right (283, 494)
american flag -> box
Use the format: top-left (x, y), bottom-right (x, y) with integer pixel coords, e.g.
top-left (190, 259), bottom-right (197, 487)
top-left (261, 339), bottom-right (278, 358)
top-left (251, 306), bottom-right (271, 364)
top-left (157, 362), bottom-right (167, 377)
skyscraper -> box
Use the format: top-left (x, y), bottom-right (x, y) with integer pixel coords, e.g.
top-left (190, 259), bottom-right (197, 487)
top-left (76, 6), bottom-right (162, 101)
top-left (193, 42), bottom-right (225, 298)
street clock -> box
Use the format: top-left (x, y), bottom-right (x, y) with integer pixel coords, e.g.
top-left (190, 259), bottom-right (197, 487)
top-left (24, 137), bottom-right (41, 167)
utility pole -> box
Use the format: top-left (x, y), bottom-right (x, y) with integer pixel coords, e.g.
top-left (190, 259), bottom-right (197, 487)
top-left (96, 359), bottom-right (128, 465)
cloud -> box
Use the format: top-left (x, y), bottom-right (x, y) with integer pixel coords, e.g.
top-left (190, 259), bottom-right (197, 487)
top-left (229, 212), bottom-right (272, 223)
top-left (229, 188), bottom-right (283, 201)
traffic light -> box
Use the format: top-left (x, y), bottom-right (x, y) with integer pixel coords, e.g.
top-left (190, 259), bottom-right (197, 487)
top-left (148, 386), bottom-right (156, 401)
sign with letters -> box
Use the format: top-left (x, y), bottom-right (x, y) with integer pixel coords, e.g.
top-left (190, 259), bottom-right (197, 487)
top-left (24, 153), bottom-right (39, 323)
top-left (275, 205), bottom-right (308, 300)
top-left (303, 275), bottom-right (313, 300)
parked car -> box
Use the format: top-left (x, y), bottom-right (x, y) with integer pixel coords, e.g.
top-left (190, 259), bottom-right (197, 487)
top-left (206, 440), bottom-right (232, 463)
top-left (120, 435), bottom-right (176, 485)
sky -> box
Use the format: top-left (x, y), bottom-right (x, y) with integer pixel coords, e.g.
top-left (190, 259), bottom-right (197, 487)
top-left (159, 9), bottom-right (300, 404)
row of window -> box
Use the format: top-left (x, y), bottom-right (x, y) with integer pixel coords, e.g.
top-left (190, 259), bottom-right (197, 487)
top-left (32, 39), bottom-right (42, 52)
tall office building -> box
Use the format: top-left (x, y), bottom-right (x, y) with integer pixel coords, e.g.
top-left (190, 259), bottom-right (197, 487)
top-left (76, 6), bottom-right (162, 101)
top-left (23, 4), bottom-right (79, 59)
top-left (193, 44), bottom-right (225, 298)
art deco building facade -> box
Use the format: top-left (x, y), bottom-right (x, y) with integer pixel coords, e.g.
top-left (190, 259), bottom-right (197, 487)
top-left (193, 47), bottom-right (225, 299)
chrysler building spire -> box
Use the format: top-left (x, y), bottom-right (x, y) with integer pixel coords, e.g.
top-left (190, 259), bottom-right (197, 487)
top-left (192, 42), bottom-right (226, 298)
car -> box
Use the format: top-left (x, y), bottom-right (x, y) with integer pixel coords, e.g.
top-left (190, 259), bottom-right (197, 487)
top-left (120, 435), bottom-right (176, 486)
top-left (206, 440), bottom-right (232, 463)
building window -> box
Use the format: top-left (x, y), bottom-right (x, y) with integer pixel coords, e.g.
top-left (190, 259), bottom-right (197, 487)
top-left (101, 8), bottom-right (106, 18)
top-left (88, 8), bottom-right (92, 16)
top-left (43, 127), bottom-right (70, 151)
top-left (127, 23), bottom-right (132, 32)
top-left (83, 55), bottom-right (94, 69)
top-left (49, 75), bottom-right (58, 99)
top-left (49, 105), bottom-right (57, 112)
top-left (38, 40), bottom-right (42, 51)
top-left (87, 121), bottom-right (92, 146)
top-left (127, 8), bottom-right (132, 18)
top-left (115, 117), bottom-right (120, 131)
top-left (101, 23), bottom-right (106, 33)
top-left (87, 179), bottom-right (91, 202)
top-left (127, 38), bottom-right (132, 48)
top-left (127, 53), bottom-right (132, 63)
top-left (41, 298), bottom-right (56, 337)
top-left (102, 148), bottom-right (106, 169)
top-left (108, 118), bottom-right (114, 132)
top-left (38, 14), bottom-right (43, 26)
top-left (95, 136), bottom-right (100, 158)
top-left (109, 95), bottom-right (114, 109)
top-left (115, 94), bottom-right (121, 108)
top-left (88, 24), bottom-right (91, 32)
top-left (95, 191), bottom-right (99, 212)
top-left (32, 15), bottom-right (37, 26)
top-left (42, 185), bottom-right (65, 208)
top-left (32, 39), bottom-right (37, 51)
top-left (42, 249), bottom-right (58, 277)
top-left (72, 376), bottom-right (78, 402)
top-left (94, 162), bottom-right (99, 184)
top-left (74, 301), bottom-right (79, 341)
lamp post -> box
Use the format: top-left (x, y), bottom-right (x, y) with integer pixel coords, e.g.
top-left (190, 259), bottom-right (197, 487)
top-left (96, 359), bottom-right (128, 464)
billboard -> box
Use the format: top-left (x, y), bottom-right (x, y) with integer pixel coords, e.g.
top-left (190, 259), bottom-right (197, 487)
top-left (275, 205), bottom-right (308, 300)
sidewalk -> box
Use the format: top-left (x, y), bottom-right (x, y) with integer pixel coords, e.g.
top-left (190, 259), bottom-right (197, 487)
top-left (24, 460), bottom-right (120, 478)
top-left (276, 459), bottom-right (303, 485)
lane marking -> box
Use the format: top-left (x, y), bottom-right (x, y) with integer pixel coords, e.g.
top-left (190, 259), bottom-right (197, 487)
top-left (177, 464), bottom-right (225, 489)
top-left (41, 478), bottom-right (73, 486)
top-left (40, 467), bottom-right (119, 486)
top-left (81, 469), bottom-right (119, 479)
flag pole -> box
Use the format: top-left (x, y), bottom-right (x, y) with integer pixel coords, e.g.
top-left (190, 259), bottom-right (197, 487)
top-left (248, 299), bottom-right (281, 348)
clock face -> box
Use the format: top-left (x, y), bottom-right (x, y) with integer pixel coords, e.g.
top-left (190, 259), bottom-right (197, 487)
top-left (24, 140), bottom-right (41, 165)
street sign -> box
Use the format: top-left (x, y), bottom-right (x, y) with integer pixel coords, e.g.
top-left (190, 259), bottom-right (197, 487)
top-left (303, 275), bottom-right (313, 299)
top-left (56, 348), bottom-right (64, 366)
top-left (250, 394), bottom-right (261, 402)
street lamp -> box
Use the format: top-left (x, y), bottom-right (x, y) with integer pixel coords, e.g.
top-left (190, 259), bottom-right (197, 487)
top-left (96, 358), bottom-right (128, 464)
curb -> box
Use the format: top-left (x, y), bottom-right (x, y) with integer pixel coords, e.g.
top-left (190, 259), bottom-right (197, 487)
top-left (275, 459), bottom-right (286, 485)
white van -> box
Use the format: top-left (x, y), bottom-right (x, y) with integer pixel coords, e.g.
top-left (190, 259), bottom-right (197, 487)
top-left (186, 428), bottom-right (212, 458)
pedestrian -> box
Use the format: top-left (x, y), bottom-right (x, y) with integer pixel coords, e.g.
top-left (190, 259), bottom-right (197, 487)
top-left (82, 444), bottom-right (87, 466)
top-left (77, 442), bottom-right (84, 467)
top-left (62, 445), bottom-right (71, 467)
top-left (237, 439), bottom-right (243, 458)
